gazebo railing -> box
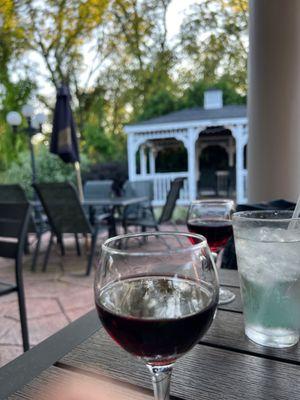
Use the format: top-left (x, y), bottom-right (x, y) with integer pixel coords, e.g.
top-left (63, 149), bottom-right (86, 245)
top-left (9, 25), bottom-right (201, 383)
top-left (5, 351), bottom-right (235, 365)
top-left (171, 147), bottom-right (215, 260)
top-left (132, 172), bottom-right (189, 206)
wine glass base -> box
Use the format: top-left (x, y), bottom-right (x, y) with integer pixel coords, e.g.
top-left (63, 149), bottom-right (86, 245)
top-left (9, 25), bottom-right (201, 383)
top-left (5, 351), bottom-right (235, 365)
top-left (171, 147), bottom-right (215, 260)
top-left (218, 287), bottom-right (236, 305)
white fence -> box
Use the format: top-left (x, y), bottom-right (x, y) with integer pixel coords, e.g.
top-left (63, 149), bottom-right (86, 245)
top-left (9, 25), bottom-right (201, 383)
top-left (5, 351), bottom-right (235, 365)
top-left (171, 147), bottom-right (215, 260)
top-left (132, 169), bottom-right (248, 206)
top-left (133, 172), bottom-right (189, 206)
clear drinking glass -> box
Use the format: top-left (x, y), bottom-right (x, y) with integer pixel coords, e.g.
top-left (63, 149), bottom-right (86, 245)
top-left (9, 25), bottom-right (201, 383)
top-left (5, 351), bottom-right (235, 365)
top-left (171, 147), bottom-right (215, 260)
top-left (94, 232), bottom-right (219, 400)
top-left (233, 210), bottom-right (300, 348)
top-left (187, 199), bottom-right (236, 304)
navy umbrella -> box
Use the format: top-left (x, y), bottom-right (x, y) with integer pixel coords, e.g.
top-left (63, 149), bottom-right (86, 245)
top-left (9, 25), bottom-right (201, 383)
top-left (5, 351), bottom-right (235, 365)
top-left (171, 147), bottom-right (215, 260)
top-left (50, 85), bottom-right (83, 199)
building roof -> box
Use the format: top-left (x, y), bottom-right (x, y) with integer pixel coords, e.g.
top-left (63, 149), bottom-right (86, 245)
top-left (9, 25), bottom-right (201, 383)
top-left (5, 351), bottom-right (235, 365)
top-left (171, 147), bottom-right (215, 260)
top-left (128, 105), bottom-right (247, 127)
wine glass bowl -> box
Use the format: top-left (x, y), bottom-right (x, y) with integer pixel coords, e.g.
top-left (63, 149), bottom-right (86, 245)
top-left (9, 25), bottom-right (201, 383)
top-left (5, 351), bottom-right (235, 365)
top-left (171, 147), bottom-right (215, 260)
top-left (187, 199), bottom-right (236, 305)
top-left (94, 232), bottom-right (219, 399)
top-left (187, 199), bottom-right (234, 252)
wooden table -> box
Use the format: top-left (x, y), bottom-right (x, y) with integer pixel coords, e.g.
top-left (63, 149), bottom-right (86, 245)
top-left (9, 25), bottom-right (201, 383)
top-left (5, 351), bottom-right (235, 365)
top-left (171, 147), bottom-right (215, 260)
top-left (1, 270), bottom-right (300, 400)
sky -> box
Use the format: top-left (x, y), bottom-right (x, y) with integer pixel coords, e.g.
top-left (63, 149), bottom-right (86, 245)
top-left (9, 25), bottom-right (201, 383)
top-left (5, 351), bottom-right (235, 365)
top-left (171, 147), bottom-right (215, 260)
top-left (167, 0), bottom-right (200, 39)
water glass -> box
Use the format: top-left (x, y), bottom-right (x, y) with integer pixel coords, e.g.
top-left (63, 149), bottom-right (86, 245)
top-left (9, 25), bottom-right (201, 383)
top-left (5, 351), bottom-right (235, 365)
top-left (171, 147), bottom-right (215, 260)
top-left (233, 211), bottom-right (300, 348)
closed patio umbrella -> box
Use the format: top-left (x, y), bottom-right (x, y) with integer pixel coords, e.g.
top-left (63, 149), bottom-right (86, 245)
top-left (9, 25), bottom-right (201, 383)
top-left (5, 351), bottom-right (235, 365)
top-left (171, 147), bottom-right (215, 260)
top-left (50, 85), bottom-right (83, 200)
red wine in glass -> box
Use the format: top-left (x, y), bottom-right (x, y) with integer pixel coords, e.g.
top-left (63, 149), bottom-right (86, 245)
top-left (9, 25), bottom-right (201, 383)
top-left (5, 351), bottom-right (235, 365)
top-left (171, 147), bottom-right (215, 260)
top-left (187, 218), bottom-right (233, 253)
top-left (96, 275), bottom-right (217, 365)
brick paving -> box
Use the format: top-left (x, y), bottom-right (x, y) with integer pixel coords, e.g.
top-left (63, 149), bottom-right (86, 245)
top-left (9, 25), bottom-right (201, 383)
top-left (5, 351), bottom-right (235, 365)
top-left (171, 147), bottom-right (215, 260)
top-left (0, 233), bottom-right (97, 368)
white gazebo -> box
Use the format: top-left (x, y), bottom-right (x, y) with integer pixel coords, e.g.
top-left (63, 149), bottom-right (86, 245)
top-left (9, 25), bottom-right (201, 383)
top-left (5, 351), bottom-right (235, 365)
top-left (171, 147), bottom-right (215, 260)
top-left (124, 89), bottom-right (248, 206)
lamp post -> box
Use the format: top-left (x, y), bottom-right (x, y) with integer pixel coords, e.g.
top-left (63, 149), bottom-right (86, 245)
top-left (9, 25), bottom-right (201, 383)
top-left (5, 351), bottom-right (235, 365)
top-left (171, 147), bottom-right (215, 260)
top-left (6, 105), bottom-right (46, 184)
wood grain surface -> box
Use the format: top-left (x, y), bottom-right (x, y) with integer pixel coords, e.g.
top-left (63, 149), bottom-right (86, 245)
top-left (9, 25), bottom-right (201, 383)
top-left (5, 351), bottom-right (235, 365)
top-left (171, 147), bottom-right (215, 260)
top-left (60, 329), bottom-right (300, 400)
top-left (4, 271), bottom-right (300, 400)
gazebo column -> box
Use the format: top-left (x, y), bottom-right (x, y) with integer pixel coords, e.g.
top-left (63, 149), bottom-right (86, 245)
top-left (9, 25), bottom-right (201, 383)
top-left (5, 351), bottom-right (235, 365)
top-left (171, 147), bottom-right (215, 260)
top-left (127, 133), bottom-right (136, 181)
top-left (231, 125), bottom-right (247, 204)
top-left (187, 128), bottom-right (198, 201)
top-left (139, 145), bottom-right (147, 176)
top-left (248, 0), bottom-right (300, 202)
top-left (149, 147), bottom-right (156, 175)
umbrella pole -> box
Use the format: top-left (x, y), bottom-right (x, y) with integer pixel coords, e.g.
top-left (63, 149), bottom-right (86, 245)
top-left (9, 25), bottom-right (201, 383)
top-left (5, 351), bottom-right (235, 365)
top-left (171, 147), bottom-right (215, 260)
top-left (74, 161), bottom-right (89, 252)
top-left (74, 161), bottom-right (84, 202)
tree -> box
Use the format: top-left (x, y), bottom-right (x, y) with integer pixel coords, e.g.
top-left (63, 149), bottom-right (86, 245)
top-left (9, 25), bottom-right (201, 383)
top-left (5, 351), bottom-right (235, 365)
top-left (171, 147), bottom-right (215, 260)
top-left (179, 77), bottom-right (246, 109)
top-left (179, 0), bottom-right (248, 93)
top-left (0, 0), bottom-right (35, 169)
top-left (12, 0), bottom-right (109, 125)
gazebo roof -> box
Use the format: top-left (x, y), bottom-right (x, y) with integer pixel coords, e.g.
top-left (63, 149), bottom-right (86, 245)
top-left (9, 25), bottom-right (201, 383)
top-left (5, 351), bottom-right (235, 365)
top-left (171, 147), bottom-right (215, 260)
top-left (128, 105), bottom-right (247, 127)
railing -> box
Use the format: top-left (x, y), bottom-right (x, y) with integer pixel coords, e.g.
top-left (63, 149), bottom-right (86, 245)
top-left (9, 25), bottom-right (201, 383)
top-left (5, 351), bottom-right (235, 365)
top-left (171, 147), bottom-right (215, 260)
top-left (133, 172), bottom-right (189, 206)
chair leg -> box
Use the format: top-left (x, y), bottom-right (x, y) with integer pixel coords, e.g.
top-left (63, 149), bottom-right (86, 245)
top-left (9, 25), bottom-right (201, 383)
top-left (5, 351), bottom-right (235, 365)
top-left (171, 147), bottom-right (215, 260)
top-left (57, 235), bottom-right (65, 256)
top-left (75, 233), bottom-right (81, 256)
top-left (15, 262), bottom-right (29, 352)
top-left (86, 233), bottom-right (97, 276)
top-left (31, 232), bottom-right (41, 272)
top-left (24, 235), bottom-right (30, 255)
top-left (43, 232), bottom-right (54, 272)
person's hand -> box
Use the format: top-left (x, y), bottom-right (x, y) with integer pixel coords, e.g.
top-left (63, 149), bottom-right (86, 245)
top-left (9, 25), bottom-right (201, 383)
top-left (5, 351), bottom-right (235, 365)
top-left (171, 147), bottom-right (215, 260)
top-left (46, 375), bottom-right (113, 400)
top-left (44, 375), bottom-right (147, 400)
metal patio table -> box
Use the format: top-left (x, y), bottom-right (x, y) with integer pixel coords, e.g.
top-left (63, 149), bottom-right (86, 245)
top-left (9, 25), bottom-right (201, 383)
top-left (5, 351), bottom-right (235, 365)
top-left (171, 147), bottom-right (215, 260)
top-left (1, 270), bottom-right (299, 400)
top-left (83, 196), bottom-right (148, 236)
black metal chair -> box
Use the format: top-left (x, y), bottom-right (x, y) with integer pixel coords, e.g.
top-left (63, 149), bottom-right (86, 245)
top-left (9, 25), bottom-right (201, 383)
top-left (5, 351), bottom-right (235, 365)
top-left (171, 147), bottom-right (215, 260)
top-left (0, 184), bottom-right (47, 271)
top-left (0, 202), bottom-right (31, 351)
top-left (33, 182), bottom-right (108, 276)
top-left (122, 180), bottom-right (153, 218)
top-left (123, 178), bottom-right (184, 232)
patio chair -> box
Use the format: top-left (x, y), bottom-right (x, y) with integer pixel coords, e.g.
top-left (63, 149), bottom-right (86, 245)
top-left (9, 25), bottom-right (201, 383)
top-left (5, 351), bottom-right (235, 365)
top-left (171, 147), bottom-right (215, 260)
top-left (33, 182), bottom-right (109, 276)
top-left (0, 184), bottom-right (47, 271)
top-left (0, 202), bottom-right (31, 351)
top-left (122, 180), bottom-right (154, 227)
top-left (123, 178), bottom-right (184, 232)
top-left (84, 180), bottom-right (113, 223)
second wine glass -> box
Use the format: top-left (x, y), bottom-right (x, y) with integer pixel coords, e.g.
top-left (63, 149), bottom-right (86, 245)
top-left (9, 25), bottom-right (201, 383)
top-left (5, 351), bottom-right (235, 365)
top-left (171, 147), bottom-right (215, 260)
top-left (187, 199), bottom-right (236, 305)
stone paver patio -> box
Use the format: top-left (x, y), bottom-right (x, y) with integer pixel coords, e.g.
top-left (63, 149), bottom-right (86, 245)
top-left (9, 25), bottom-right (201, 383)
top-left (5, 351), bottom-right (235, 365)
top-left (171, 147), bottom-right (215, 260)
top-left (0, 233), bottom-right (98, 368)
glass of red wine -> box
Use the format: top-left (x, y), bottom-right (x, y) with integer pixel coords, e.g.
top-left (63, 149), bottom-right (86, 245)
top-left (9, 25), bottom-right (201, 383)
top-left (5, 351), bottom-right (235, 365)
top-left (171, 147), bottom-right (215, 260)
top-left (187, 199), bottom-right (236, 305)
top-left (95, 232), bottom-right (219, 400)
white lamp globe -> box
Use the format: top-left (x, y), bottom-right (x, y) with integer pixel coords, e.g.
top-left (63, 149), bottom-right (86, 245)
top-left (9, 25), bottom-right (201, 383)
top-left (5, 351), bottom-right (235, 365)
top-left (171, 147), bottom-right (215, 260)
top-left (6, 111), bottom-right (22, 126)
top-left (21, 104), bottom-right (34, 118)
top-left (35, 112), bottom-right (46, 125)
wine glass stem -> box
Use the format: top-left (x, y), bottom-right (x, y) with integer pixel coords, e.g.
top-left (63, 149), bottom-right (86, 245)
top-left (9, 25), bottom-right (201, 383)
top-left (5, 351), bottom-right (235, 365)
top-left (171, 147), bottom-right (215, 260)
top-left (147, 364), bottom-right (173, 400)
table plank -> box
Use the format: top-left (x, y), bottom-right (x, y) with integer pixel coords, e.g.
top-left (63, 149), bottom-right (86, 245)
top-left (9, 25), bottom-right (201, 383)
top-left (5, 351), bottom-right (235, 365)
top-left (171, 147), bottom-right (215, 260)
top-left (8, 366), bottom-right (152, 400)
top-left (0, 311), bottom-right (100, 400)
top-left (60, 329), bottom-right (300, 400)
top-left (202, 310), bottom-right (300, 364)
top-left (218, 269), bottom-right (240, 287)
top-left (218, 286), bottom-right (243, 313)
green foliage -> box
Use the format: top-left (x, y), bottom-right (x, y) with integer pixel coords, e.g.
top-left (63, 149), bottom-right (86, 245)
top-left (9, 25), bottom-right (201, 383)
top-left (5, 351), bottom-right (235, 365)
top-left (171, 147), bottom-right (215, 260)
top-left (1, 145), bottom-right (90, 198)
top-left (179, 78), bottom-right (246, 110)
top-left (81, 123), bottom-right (125, 163)
top-left (0, 0), bottom-right (249, 178)
top-left (180, 0), bottom-right (248, 93)
top-left (136, 89), bottom-right (178, 121)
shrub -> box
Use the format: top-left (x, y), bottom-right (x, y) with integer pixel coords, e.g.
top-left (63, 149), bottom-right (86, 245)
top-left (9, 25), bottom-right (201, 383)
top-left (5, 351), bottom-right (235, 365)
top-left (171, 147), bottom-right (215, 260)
top-left (1, 144), bottom-right (90, 198)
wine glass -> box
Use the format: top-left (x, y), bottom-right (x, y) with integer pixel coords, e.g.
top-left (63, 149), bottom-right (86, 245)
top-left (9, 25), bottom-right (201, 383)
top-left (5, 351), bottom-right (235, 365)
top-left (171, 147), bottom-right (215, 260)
top-left (187, 199), bottom-right (236, 305)
top-left (95, 232), bottom-right (219, 400)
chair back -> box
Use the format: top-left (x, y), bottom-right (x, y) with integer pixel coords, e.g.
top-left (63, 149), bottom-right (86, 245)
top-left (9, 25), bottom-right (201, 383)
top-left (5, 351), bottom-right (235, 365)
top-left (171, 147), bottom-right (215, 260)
top-left (84, 180), bottom-right (113, 200)
top-left (159, 178), bottom-right (184, 224)
top-left (123, 180), bottom-right (153, 219)
top-left (0, 184), bottom-right (40, 233)
top-left (0, 202), bottom-right (31, 260)
top-left (0, 184), bottom-right (28, 202)
top-left (33, 182), bottom-right (92, 235)
top-left (123, 180), bottom-right (153, 201)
